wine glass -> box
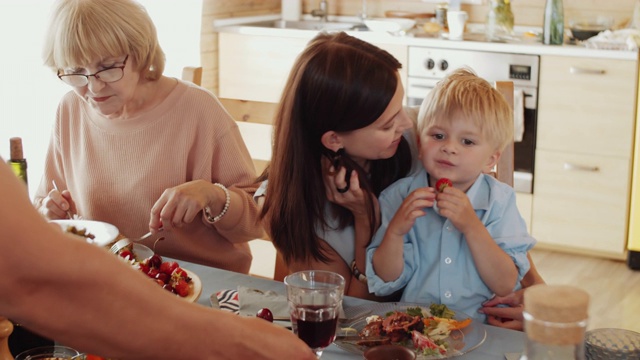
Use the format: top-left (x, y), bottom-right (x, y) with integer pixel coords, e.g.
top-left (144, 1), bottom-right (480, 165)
top-left (284, 270), bottom-right (345, 358)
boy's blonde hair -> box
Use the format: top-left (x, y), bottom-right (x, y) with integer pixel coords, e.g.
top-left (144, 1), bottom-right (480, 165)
top-left (417, 67), bottom-right (513, 152)
top-left (42, 0), bottom-right (165, 81)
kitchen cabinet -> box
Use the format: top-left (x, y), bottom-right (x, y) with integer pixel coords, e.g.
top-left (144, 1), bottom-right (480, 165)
top-left (533, 55), bottom-right (638, 258)
top-left (218, 32), bottom-right (409, 103)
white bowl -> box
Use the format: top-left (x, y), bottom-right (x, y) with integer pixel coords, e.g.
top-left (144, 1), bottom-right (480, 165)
top-left (51, 219), bottom-right (119, 247)
top-left (365, 18), bottom-right (416, 33)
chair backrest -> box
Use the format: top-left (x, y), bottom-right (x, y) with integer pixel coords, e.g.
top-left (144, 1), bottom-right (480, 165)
top-left (182, 66), bottom-right (202, 86)
top-left (493, 81), bottom-right (515, 187)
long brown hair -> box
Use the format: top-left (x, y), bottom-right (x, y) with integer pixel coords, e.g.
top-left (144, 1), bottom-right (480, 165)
top-left (261, 32), bottom-right (412, 264)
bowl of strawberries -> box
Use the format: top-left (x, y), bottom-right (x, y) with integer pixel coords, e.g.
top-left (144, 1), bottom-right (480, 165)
top-left (116, 243), bottom-right (202, 302)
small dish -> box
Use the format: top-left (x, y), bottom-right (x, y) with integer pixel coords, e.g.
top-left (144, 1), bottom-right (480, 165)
top-left (51, 219), bottom-right (119, 247)
top-left (365, 18), bottom-right (416, 33)
top-left (364, 344), bottom-right (417, 360)
top-left (569, 16), bottom-right (613, 41)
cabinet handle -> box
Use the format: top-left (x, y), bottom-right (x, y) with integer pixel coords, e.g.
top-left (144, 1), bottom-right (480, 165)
top-left (410, 84), bottom-right (433, 89)
top-left (563, 162), bottom-right (600, 172)
top-left (569, 66), bottom-right (605, 75)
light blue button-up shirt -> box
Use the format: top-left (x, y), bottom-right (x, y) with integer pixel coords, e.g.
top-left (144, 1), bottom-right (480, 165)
top-left (366, 171), bottom-right (536, 322)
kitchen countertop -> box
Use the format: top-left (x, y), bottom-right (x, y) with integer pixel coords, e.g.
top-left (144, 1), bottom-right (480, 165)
top-left (213, 14), bottom-right (639, 61)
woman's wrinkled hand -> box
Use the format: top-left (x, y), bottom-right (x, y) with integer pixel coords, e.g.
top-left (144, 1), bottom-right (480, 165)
top-left (478, 289), bottom-right (526, 331)
top-left (39, 188), bottom-right (76, 220)
top-left (149, 180), bottom-right (217, 232)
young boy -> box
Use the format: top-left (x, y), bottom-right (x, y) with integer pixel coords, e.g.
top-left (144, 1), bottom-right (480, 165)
top-left (365, 68), bottom-right (536, 322)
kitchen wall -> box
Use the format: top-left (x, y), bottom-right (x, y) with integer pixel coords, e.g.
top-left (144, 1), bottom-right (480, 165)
top-left (202, 0), bottom-right (638, 95)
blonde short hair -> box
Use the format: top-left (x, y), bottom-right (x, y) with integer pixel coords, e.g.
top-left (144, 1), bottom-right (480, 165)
top-left (417, 67), bottom-right (513, 152)
top-left (42, 0), bottom-right (165, 81)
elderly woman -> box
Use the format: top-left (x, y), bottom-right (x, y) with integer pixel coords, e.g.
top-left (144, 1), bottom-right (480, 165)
top-left (33, 0), bottom-right (260, 273)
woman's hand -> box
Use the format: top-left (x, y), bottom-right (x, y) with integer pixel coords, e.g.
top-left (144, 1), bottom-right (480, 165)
top-left (478, 289), bottom-right (526, 331)
top-left (38, 188), bottom-right (76, 220)
top-left (150, 180), bottom-right (222, 232)
top-left (322, 157), bottom-right (369, 217)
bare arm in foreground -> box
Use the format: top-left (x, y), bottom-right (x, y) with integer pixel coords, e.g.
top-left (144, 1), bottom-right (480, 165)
top-left (0, 162), bottom-right (314, 360)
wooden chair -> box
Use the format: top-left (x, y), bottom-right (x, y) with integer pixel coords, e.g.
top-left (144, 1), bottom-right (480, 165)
top-left (494, 81), bottom-right (515, 187)
top-left (182, 66), bottom-right (202, 86)
top-left (181, 66), bottom-right (290, 281)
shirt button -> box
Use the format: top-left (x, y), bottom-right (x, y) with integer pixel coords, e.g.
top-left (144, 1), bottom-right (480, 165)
top-left (445, 257), bottom-right (452, 264)
top-left (446, 226), bottom-right (451, 231)
top-left (444, 291), bottom-right (452, 298)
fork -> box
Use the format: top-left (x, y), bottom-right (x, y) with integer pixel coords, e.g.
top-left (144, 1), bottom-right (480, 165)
top-left (51, 180), bottom-right (75, 220)
top-left (109, 231), bottom-right (161, 254)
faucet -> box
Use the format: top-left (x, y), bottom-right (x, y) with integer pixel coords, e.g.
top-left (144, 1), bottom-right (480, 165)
top-left (359, 0), bottom-right (368, 22)
top-left (311, 0), bottom-right (328, 22)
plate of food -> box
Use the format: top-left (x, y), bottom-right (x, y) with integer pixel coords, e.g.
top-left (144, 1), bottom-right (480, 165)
top-left (114, 243), bottom-right (202, 303)
top-left (334, 302), bottom-right (486, 359)
top-left (51, 219), bottom-right (119, 247)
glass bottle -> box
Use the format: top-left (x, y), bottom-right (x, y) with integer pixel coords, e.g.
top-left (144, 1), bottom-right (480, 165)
top-left (542, 0), bottom-right (564, 45)
top-left (486, 0), bottom-right (514, 41)
top-left (520, 284), bottom-right (589, 360)
top-left (8, 137), bottom-right (28, 188)
top-left (6, 138), bottom-right (54, 355)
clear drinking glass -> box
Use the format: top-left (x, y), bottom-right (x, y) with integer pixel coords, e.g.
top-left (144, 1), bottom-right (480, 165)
top-left (15, 345), bottom-right (81, 360)
top-left (284, 270), bottom-right (345, 358)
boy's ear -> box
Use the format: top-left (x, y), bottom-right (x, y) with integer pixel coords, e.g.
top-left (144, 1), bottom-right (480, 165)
top-left (483, 150), bottom-right (502, 174)
top-left (320, 131), bottom-right (343, 152)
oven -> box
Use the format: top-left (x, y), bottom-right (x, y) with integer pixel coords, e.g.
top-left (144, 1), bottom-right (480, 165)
top-left (406, 47), bottom-right (539, 194)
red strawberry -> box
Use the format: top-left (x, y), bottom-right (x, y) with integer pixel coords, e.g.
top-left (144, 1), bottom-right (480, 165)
top-left (159, 261), bottom-right (179, 275)
top-left (173, 278), bottom-right (190, 297)
top-left (435, 178), bottom-right (452, 193)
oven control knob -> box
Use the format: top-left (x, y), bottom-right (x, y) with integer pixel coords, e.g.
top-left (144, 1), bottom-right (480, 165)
top-left (439, 60), bottom-right (449, 71)
top-left (425, 58), bottom-right (435, 70)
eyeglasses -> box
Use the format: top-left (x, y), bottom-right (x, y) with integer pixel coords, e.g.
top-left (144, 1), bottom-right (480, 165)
top-left (57, 55), bottom-right (129, 87)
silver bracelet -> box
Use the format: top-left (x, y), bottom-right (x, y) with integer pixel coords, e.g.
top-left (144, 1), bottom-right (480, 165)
top-left (203, 183), bottom-right (230, 224)
top-left (351, 260), bottom-right (367, 284)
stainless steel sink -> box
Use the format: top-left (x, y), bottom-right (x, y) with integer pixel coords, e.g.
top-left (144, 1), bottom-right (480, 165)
top-left (241, 19), bottom-right (363, 31)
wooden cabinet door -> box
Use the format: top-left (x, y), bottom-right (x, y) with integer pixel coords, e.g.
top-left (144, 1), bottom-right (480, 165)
top-left (219, 32), bottom-right (311, 103)
top-left (537, 56), bottom-right (637, 158)
top-left (532, 149), bottom-right (631, 257)
top-left (218, 32), bottom-right (408, 104)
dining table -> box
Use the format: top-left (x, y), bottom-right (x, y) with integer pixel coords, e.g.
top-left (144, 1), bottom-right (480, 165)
top-left (179, 260), bottom-right (526, 360)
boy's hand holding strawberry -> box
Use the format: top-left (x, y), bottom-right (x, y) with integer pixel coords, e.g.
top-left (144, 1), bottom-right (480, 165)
top-left (434, 178), bottom-right (483, 235)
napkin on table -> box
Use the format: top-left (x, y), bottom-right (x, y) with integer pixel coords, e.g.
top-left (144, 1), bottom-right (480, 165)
top-left (211, 286), bottom-right (289, 318)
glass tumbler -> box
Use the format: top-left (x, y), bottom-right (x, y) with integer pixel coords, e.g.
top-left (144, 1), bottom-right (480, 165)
top-left (284, 270), bottom-right (345, 358)
top-left (15, 345), bottom-right (81, 360)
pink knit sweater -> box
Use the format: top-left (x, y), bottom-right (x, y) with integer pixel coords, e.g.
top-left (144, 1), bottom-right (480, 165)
top-left (34, 80), bottom-right (261, 273)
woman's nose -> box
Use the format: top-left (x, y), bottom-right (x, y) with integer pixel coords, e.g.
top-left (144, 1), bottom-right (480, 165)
top-left (87, 76), bottom-right (105, 93)
top-left (397, 113), bottom-right (413, 132)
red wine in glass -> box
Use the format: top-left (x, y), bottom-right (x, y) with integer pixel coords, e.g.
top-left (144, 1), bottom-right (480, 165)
top-left (297, 315), bottom-right (339, 349)
top-left (292, 305), bottom-right (339, 357)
